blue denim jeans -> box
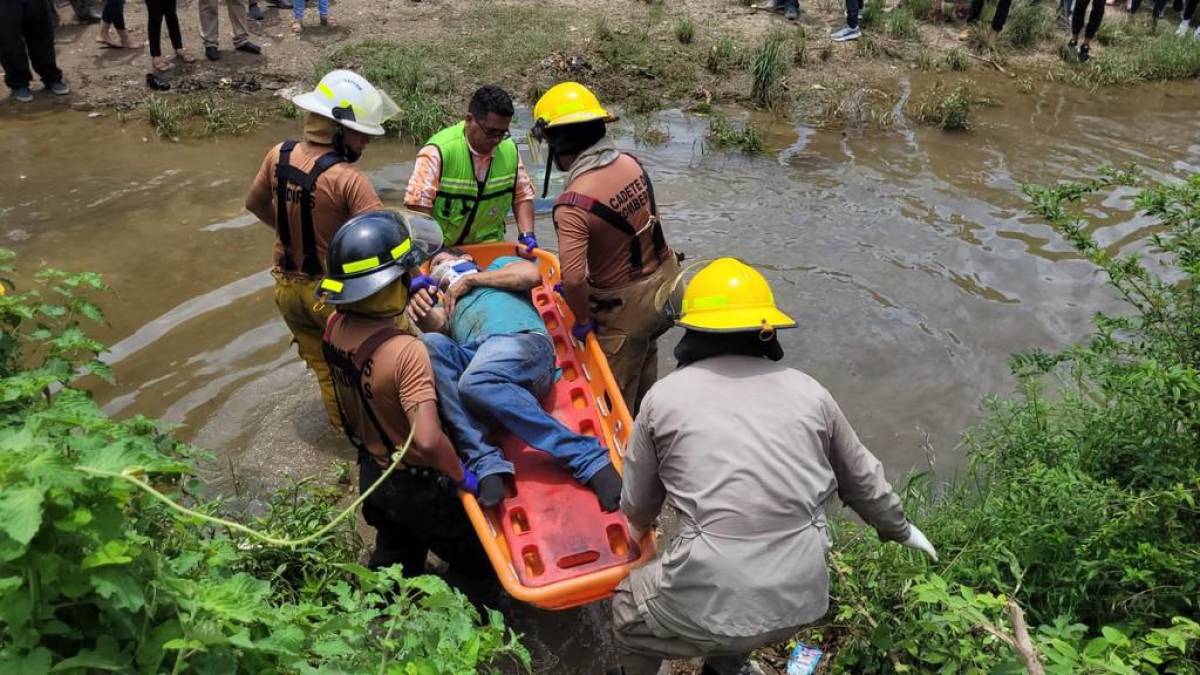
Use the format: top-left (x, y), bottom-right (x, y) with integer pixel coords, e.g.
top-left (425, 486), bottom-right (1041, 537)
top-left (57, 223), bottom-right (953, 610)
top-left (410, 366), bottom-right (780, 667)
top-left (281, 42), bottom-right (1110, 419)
top-left (422, 332), bottom-right (612, 483)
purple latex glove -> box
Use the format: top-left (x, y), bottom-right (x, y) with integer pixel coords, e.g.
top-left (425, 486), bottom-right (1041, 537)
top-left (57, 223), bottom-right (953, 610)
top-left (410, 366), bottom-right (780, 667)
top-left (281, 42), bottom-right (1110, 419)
top-left (571, 318), bottom-right (597, 343)
top-left (409, 274), bottom-right (437, 295)
top-left (517, 232), bottom-right (538, 252)
top-left (454, 465), bottom-right (480, 495)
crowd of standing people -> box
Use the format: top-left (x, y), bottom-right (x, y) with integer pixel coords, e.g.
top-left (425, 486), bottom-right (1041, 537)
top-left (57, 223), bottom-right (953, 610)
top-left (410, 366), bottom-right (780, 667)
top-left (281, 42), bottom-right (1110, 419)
top-left (0, 0), bottom-right (333, 100)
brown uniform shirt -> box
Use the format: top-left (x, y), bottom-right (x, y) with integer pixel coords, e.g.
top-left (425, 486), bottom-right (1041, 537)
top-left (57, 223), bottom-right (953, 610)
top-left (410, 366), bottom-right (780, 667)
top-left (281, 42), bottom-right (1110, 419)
top-left (324, 314), bottom-right (437, 464)
top-left (556, 153), bottom-right (673, 292)
top-left (248, 141), bottom-right (383, 276)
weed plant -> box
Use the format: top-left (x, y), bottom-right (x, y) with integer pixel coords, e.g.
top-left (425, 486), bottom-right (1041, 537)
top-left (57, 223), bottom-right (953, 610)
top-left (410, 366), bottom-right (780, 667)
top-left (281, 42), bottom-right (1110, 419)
top-left (804, 169), bottom-right (1200, 672)
top-left (901, 0), bottom-right (936, 21)
top-left (1003, 2), bottom-right (1055, 49)
top-left (886, 7), bottom-right (921, 40)
top-left (860, 0), bottom-right (886, 27)
top-left (912, 80), bottom-right (977, 130)
top-left (674, 16), bottom-right (696, 44)
top-left (707, 35), bottom-right (740, 73)
top-left (945, 47), bottom-right (970, 70)
top-left (706, 112), bottom-right (765, 153)
top-left (0, 252), bottom-right (530, 671)
top-left (751, 30), bottom-right (788, 109)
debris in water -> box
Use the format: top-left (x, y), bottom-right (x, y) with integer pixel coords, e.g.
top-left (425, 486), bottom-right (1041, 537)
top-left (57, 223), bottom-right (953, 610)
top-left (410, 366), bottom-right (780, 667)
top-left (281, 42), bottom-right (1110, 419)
top-left (88, 112), bottom-right (103, 118)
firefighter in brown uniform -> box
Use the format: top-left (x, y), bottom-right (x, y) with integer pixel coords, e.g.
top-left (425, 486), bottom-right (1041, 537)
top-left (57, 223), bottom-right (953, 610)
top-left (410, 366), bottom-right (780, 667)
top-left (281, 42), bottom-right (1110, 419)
top-left (244, 69), bottom-right (399, 430)
top-left (315, 210), bottom-right (496, 597)
top-left (531, 82), bottom-right (681, 414)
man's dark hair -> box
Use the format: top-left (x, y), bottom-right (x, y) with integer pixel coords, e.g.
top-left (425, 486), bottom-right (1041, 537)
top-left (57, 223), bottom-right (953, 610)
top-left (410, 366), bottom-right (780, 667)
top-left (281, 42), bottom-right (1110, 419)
top-left (468, 85), bottom-right (514, 119)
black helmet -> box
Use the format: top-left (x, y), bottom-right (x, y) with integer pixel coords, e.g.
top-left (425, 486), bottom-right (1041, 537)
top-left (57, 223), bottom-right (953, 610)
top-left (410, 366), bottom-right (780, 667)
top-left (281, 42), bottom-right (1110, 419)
top-left (318, 210), bottom-right (443, 305)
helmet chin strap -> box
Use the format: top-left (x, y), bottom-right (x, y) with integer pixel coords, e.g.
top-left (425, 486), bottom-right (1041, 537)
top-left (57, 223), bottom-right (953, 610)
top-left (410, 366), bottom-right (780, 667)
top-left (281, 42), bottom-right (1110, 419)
top-left (540, 145), bottom-right (556, 198)
top-left (333, 126), bottom-right (361, 163)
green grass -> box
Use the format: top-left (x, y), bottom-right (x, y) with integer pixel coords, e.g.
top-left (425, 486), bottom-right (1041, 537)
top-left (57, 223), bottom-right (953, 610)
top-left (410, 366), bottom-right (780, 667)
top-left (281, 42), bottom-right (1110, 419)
top-left (912, 80), bottom-right (977, 130)
top-left (1003, 1), bottom-right (1055, 49)
top-left (674, 16), bottom-right (696, 44)
top-left (145, 94), bottom-right (269, 140)
top-left (945, 47), bottom-right (969, 70)
top-left (860, 0), bottom-right (886, 28)
top-left (901, 0), bottom-right (936, 21)
top-left (886, 7), bottom-right (921, 40)
top-left (146, 95), bottom-right (180, 139)
top-left (320, 40), bottom-right (453, 141)
top-left (706, 111), bottom-right (765, 153)
top-left (706, 35), bottom-right (740, 73)
top-left (857, 33), bottom-right (884, 57)
top-left (751, 29), bottom-right (789, 109)
top-left (1065, 33), bottom-right (1200, 85)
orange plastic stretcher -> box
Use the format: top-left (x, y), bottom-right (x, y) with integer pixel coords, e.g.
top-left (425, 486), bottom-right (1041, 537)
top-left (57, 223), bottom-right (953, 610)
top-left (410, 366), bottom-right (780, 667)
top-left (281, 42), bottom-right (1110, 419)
top-left (449, 242), bottom-right (656, 611)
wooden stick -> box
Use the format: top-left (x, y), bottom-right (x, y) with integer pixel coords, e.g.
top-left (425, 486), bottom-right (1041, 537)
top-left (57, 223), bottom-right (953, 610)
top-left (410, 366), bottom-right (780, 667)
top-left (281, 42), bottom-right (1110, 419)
top-left (965, 51), bottom-right (1013, 76)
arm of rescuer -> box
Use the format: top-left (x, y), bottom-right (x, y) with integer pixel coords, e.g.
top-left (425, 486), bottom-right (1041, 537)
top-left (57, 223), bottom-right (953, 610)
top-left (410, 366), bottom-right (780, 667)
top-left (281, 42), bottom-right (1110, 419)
top-left (245, 145), bottom-right (280, 227)
top-left (512, 155), bottom-right (537, 254)
top-left (554, 205), bottom-right (593, 325)
top-left (403, 145), bottom-right (440, 218)
top-left (394, 340), bottom-right (464, 482)
top-left (820, 391), bottom-right (911, 543)
top-left (619, 396), bottom-right (666, 539)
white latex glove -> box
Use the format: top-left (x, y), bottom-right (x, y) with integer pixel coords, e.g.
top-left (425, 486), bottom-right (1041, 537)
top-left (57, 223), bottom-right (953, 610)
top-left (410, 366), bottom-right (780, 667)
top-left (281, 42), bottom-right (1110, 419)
top-left (902, 523), bottom-right (938, 562)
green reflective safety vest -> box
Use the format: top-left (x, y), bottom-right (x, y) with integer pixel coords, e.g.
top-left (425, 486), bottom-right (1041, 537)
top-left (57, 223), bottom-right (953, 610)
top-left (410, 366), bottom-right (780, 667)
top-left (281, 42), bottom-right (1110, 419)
top-left (427, 121), bottom-right (518, 245)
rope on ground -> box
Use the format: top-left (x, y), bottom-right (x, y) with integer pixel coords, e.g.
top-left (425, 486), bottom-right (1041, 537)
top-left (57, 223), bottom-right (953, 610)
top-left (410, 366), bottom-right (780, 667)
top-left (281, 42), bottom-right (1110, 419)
top-left (76, 425), bottom-right (414, 548)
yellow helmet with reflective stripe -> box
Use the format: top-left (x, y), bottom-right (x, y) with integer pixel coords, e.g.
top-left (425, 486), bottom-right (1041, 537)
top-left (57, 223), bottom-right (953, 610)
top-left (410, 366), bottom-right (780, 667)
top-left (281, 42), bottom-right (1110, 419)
top-left (533, 82), bottom-right (616, 131)
top-left (677, 258), bottom-right (796, 333)
top-left (292, 69), bottom-right (400, 136)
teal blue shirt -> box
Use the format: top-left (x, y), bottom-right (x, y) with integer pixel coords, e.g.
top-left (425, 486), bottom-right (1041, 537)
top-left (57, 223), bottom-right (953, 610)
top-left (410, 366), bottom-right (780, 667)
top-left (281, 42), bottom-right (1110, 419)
top-left (449, 257), bottom-right (547, 345)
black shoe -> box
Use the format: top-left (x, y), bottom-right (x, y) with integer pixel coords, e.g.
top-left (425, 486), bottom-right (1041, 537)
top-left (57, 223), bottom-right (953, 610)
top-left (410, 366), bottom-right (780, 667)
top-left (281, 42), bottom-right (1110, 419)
top-left (477, 474), bottom-right (507, 509)
top-left (1068, 36), bottom-right (1078, 47)
top-left (146, 73), bottom-right (171, 90)
top-left (1079, 43), bottom-right (1090, 61)
top-left (235, 41), bottom-right (262, 54)
top-left (248, 2), bottom-right (264, 19)
top-left (205, 45), bottom-right (220, 60)
top-left (586, 464), bottom-right (622, 513)
top-left (785, 5), bottom-right (799, 19)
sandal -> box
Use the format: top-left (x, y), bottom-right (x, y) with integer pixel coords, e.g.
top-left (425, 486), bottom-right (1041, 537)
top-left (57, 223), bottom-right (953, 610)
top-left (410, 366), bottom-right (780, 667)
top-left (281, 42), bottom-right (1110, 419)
top-left (153, 56), bottom-right (174, 72)
top-left (175, 47), bottom-right (195, 63)
top-left (319, 14), bottom-right (335, 26)
top-left (291, 20), bottom-right (302, 32)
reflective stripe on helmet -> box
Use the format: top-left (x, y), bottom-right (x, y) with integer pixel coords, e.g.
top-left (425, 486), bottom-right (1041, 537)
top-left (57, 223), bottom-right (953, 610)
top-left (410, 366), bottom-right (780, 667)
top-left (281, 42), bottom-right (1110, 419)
top-left (687, 294), bottom-right (729, 310)
top-left (339, 237), bottom-right (414, 275)
top-left (320, 278), bottom-right (345, 292)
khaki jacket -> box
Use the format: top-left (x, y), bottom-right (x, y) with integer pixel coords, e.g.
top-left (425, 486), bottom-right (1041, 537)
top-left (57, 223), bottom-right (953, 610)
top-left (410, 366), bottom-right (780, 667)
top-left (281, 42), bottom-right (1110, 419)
top-left (620, 355), bottom-right (910, 639)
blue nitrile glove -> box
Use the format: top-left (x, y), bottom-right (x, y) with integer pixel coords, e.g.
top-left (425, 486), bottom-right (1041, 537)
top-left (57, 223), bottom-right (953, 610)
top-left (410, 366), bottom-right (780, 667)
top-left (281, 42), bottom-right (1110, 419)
top-left (454, 465), bottom-right (480, 495)
top-left (409, 274), bottom-right (437, 295)
top-left (571, 318), bottom-right (597, 343)
top-left (517, 232), bottom-right (538, 253)
top-left (553, 281), bottom-right (563, 295)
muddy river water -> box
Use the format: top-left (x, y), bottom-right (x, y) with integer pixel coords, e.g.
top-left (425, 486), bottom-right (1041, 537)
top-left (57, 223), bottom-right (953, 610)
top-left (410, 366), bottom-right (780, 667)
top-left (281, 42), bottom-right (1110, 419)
top-left (2, 73), bottom-right (1198, 672)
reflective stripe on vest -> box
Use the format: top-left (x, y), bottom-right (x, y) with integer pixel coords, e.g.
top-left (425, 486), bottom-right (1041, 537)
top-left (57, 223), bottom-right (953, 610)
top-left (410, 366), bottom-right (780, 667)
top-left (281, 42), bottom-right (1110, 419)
top-left (552, 154), bottom-right (668, 273)
top-left (321, 313), bottom-right (407, 460)
top-left (274, 140), bottom-right (345, 276)
top-left (428, 121), bottom-right (518, 246)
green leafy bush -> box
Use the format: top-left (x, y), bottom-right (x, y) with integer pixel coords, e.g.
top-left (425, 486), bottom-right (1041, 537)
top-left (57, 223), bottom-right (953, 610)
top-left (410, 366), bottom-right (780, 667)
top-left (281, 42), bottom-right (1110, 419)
top-left (751, 29), bottom-right (789, 109)
top-left (1003, 1), bottom-right (1055, 49)
top-left (0, 252), bottom-right (529, 673)
top-left (706, 112), bottom-right (765, 153)
top-left (808, 170), bottom-right (1200, 672)
top-left (886, 8), bottom-right (920, 40)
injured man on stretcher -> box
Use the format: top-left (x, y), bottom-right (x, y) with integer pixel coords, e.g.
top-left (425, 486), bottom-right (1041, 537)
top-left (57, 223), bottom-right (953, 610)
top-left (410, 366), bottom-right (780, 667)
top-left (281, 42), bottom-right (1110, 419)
top-left (407, 248), bottom-right (622, 511)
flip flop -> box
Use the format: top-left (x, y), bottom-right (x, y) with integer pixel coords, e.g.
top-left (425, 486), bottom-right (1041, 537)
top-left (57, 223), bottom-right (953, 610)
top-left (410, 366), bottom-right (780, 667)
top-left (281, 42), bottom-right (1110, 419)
top-left (319, 14), bottom-right (335, 25)
top-left (153, 57), bottom-right (174, 72)
top-left (97, 37), bottom-right (123, 48)
top-left (175, 49), bottom-right (195, 63)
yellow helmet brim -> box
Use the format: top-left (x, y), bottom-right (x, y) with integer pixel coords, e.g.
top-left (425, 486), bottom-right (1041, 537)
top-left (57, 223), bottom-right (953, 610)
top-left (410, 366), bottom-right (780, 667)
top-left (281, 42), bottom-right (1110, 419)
top-left (677, 307), bottom-right (797, 333)
top-left (544, 108), bottom-right (619, 128)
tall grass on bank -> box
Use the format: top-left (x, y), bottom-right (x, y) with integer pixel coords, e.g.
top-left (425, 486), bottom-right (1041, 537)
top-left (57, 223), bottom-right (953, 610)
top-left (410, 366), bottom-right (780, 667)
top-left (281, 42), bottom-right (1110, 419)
top-left (1003, 1), bottom-right (1055, 49)
top-left (808, 169), bottom-right (1200, 672)
top-left (751, 29), bottom-right (788, 109)
top-left (911, 80), bottom-right (978, 130)
top-left (1066, 33), bottom-right (1200, 85)
top-left (320, 41), bottom-right (453, 141)
top-left (145, 94), bottom-right (268, 140)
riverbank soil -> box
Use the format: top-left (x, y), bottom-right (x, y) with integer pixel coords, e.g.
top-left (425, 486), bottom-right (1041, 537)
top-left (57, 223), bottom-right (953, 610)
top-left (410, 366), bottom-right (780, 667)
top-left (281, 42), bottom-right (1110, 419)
top-left (14, 0), bottom-right (1199, 127)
